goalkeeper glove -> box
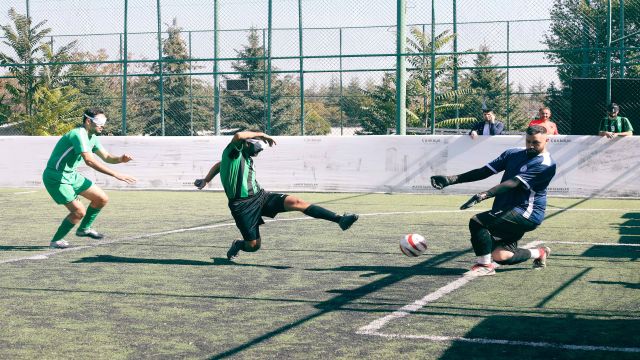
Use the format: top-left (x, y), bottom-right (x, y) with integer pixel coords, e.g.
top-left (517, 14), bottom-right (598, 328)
top-left (460, 192), bottom-right (489, 210)
top-left (194, 178), bottom-right (207, 190)
top-left (431, 175), bottom-right (455, 190)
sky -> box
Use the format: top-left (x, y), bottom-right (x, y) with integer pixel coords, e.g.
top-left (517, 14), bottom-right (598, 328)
top-left (1, 0), bottom-right (559, 90)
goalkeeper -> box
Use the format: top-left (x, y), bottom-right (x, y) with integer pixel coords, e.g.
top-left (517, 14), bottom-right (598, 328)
top-left (431, 126), bottom-right (556, 276)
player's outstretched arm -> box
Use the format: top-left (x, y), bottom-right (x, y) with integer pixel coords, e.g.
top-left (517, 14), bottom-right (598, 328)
top-left (81, 152), bottom-right (137, 184)
top-left (431, 166), bottom-right (495, 190)
top-left (459, 178), bottom-right (521, 210)
top-left (195, 161), bottom-right (221, 190)
top-left (232, 131), bottom-right (276, 147)
top-left (96, 148), bottom-right (133, 164)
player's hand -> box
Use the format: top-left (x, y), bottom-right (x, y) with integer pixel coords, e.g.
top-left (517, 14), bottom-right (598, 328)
top-left (431, 175), bottom-right (453, 190)
top-left (606, 132), bottom-right (616, 139)
top-left (194, 178), bottom-right (207, 190)
top-left (261, 135), bottom-right (276, 147)
top-left (120, 154), bottom-right (133, 163)
top-left (460, 193), bottom-right (488, 210)
top-left (116, 173), bottom-right (137, 185)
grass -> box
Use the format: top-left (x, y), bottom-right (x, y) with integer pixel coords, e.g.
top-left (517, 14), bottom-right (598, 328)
top-left (0, 189), bottom-right (638, 359)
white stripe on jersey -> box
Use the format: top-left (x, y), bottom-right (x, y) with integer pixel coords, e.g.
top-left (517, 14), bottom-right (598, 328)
top-left (486, 164), bottom-right (498, 173)
top-left (515, 175), bottom-right (531, 190)
top-left (523, 189), bottom-right (536, 219)
top-left (55, 147), bottom-right (74, 171)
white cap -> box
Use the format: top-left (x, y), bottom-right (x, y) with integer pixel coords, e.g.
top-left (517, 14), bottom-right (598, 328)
top-left (85, 113), bottom-right (107, 126)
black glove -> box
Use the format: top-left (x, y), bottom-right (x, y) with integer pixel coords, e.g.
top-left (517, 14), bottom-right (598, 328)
top-left (460, 193), bottom-right (488, 210)
top-left (431, 175), bottom-right (454, 190)
top-left (194, 178), bottom-right (207, 190)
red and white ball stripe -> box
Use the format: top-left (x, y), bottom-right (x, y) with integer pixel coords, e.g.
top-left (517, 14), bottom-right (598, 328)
top-left (400, 233), bottom-right (427, 257)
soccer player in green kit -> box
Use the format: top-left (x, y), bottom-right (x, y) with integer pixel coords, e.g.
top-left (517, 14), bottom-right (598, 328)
top-left (43, 109), bottom-right (137, 249)
top-left (194, 131), bottom-right (359, 261)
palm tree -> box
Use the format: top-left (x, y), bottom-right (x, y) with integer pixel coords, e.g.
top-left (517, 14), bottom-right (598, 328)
top-left (0, 8), bottom-right (76, 117)
top-left (406, 27), bottom-right (475, 129)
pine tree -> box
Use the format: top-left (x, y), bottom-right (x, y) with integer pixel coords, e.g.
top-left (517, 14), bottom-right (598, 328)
top-left (460, 44), bottom-right (529, 131)
top-left (221, 28), bottom-right (298, 135)
top-left (130, 19), bottom-right (213, 135)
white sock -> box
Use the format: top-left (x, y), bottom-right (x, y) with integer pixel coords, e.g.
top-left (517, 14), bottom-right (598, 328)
top-left (529, 248), bottom-right (541, 259)
top-left (477, 254), bottom-right (492, 265)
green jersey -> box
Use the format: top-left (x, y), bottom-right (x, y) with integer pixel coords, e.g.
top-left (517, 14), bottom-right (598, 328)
top-left (219, 141), bottom-right (262, 200)
top-left (599, 116), bottom-right (634, 134)
top-left (43, 127), bottom-right (104, 183)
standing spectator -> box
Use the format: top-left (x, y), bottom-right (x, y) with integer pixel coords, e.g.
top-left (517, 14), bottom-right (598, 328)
top-left (469, 109), bottom-right (505, 139)
top-left (529, 107), bottom-right (559, 135)
top-left (599, 103), bottom-right (633, 138)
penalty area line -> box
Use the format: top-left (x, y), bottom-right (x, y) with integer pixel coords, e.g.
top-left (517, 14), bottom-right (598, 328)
top-left (363, 331), bottom-right (640, 353)
top-left (356, 240), bottom-right (639, 353)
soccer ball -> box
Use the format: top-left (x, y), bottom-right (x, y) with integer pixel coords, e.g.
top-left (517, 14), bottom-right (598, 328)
top-left (400, 233), bottom-right (427, 257)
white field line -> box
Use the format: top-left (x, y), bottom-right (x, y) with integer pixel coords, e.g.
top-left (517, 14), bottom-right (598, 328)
top-left (2, 207), bottom-right (637, 265)
top-left (546, 241), bottom-right (640, 247)
top-left (12, 190), bottom-right (37, 195)
top-left (356, 240), bottom-right (640, 353)
top-left (363, 332), bottom-right (640, 353)
top-left (356, 241), bottom-right (542, 336)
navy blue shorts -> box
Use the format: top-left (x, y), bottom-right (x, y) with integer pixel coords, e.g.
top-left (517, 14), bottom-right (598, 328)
top-left (475, 209), bottom-right (538, 252)
top-left (228, 190), bottom-right (288, 241)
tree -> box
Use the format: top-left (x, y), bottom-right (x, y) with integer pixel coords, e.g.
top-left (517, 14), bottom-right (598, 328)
top-left (406, 28), bottom-right (475, 129)
top-left (544, 0), bottom-right (640, 86)
top-left (458, 44), bottom-right (529, 131)
top-left (131, 19), bottom-right (214, 136)
top-left (19, 86), bottom-right (80, 135)
top-left (359, 28), bottom-right (475, 134)
top-left (221, 28), bottom-right (298, 135)
top-left (0, 8), bottom-right (76, 118)
top-left (65, 49), bottom-right (123, 134)
top-left (303, 103), bottom-right (331, 135)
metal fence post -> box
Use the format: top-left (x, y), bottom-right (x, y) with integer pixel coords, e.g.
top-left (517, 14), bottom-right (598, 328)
top-left (121, 0), bottom-right (128, 135)
top-left (606, 0), bottom-right (612, 105)
top-left (395, 0), bottom-right (407, 135)
top-left (189, 31), bottom-right (193, 135)
top-left (298, 0), bottom-right (305, 135)
top-left (266, 0), bottom-right (273, 134)
top-left (429, 0), bottom-right (436, 134)
top-left (156, 0), bottom-right (165, 136)
top-left (213, 0), bottom-right (220, 135)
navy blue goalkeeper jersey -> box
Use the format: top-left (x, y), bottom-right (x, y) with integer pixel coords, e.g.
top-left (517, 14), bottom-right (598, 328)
top-left (485, 148), bottom-right (556, 225)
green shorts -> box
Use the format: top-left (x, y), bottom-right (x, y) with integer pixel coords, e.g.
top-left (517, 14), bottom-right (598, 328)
top-left (42, 171), bottom-right (93, 205)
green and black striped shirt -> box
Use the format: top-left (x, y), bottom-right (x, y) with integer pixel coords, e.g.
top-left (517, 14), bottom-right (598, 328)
top-left (220, 141), bottom-right (262, 200)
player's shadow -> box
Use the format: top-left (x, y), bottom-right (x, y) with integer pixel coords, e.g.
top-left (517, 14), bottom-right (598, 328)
top-left (582, 212), bottom-right (640, 260)
top-left (307, 264), bottom-right (466, 278)
top-left (439, 315), bottom-right (640, 359)
top-left (0, 245), bottom-right (51, 251)
top-left (72, 255), bottom-right (291, 270)
top-left (590, 280), bottom-right (640, 290)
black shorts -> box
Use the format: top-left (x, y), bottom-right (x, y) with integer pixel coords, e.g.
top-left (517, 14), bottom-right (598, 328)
top-left (228, 190), bottom-right (288, 241)
top-left (475, 209), bottom-right (538, 252)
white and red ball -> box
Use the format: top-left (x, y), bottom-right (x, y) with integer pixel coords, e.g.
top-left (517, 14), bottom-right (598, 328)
top-left (400, 233), bottom-right (427, 257)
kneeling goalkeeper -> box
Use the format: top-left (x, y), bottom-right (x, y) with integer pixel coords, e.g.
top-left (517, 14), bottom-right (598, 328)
top-left (431, 126), bottom-right (556, 276)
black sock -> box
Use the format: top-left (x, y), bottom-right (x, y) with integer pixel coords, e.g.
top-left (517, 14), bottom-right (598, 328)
top-left (495, 248), bottom-right (531, 265)
top-left (469, 218), bottom-right (493, 256)
top-left (303, 204), bottom-right (340, 223)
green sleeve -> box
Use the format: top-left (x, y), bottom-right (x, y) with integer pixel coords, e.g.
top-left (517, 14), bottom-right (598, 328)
top-left (92, 136), bottom-right (104, 153)
top-left (621, 117), bottom-right (634, 133)
top-left (598, 118), bottom-right (607, 132)
top-left (69, 129), bottom-right (91, 154)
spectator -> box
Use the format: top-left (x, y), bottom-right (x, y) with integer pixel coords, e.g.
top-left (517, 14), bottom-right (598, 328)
top-left (599, 103), bottom-right (633, 138)
top-left (529, 107), bottom-right (559, 135)
top-left (469, 109), bottom-right (504, 139)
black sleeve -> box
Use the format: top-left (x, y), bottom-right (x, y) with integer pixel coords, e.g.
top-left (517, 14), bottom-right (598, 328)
top-left (454, 166), bottom-right (495, 184)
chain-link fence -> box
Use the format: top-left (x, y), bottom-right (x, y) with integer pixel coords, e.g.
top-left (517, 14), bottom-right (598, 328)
top-left (0, 0), bottom-right (638, 136)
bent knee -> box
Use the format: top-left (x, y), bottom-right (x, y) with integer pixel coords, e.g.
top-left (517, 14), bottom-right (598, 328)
top-left (491, 249), bottom-right (512, 262)
top-left (71, 208), bottom-right (86, 220)
top-left (95, 195), bottom-right (109, 207)
top-left (245, 239), bottom-right (261, 252)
